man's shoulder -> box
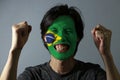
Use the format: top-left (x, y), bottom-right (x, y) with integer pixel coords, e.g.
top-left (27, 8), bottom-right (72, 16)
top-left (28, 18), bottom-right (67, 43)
top-left (73, 60), bottom-right (106, 80)
top-left (25, 62), bottom-right (49, 71)
top-left (75, 59), bottom-right (102, 71)
top-left (18, 62), bottom-right (50, 80)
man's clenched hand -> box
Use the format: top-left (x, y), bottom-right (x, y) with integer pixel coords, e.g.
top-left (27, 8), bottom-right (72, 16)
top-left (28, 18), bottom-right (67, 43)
top-left (11, 21), bottom-right (32, 51)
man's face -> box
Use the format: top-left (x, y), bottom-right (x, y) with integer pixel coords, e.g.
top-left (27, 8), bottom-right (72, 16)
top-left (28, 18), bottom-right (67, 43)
top-left (44, 16), bottom-right (77, 60)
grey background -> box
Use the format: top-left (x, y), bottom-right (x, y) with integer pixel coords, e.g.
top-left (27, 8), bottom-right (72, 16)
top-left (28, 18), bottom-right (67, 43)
top-left (0, 0), bottom-right (120, 76)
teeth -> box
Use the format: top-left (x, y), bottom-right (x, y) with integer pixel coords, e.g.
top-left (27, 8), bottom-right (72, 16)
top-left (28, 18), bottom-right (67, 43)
top-left (55, 44), bottom-right (69, 53)
top-left (56, 46), bottom-right (65, 51)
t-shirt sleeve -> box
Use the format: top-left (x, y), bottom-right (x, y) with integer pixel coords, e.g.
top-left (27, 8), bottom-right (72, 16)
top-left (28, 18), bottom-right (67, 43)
top-left (17, 67), bottom-right (34, 80)
top-left (82, 62), bottom-right (106, 80)
top-left (95, 67), bottom-right (106, 80)
top-left (17, 66), bottom-right (44, 80)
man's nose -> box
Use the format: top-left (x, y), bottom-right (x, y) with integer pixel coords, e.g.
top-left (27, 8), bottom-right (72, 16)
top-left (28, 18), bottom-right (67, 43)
top-left (59, 31), bottom-right (67, 41)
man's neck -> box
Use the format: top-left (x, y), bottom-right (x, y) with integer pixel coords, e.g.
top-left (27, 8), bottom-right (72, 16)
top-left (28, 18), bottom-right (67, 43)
top-left (49, 56), bottom-right (76, 75)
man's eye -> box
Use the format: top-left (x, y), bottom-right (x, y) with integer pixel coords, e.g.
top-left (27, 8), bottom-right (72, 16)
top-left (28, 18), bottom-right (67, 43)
top-left (65, 29), bottom-right (72, 34)
top-left (51, 28), bottom-right (58, 33)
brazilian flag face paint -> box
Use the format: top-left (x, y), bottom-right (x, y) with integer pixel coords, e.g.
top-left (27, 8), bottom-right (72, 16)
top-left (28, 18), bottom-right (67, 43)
top-left (44, 16), bottom-right (77, 60)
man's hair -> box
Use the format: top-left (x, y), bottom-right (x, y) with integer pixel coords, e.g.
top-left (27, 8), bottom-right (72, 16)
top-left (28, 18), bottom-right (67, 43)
top-left (40, 4), bottom-right (84, 49)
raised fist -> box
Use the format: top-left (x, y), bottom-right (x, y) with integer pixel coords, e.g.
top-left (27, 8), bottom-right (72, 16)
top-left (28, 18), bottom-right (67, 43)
top-left (11, 21), bottom-right (32, 50)
top-left (91, 24), bottom-right (112, 55)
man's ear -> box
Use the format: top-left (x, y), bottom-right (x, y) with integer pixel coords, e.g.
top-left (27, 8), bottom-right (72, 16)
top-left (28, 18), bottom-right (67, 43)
top-left (77, 38), bottom-right (80, 43)
top-left (41, 34), bottom-right (45, 42)
top-left (43, 35), bottom-right (46, 42)
top-left (42, 35), bottom-right (49, 49)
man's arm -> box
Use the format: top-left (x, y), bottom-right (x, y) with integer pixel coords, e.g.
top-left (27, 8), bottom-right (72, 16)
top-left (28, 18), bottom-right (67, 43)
top-left (0, 21), bottom-right (32, 80)
top-left (91, 24), bottom-right (120, 80)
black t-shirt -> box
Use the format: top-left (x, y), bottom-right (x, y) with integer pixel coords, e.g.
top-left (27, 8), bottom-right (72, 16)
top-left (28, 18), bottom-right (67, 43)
top-left (17, 60), bottom-right (106, 80)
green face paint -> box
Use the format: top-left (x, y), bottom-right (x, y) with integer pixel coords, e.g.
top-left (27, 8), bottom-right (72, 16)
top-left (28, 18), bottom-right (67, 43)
top-left (45, 16), bottom-right (77, 60)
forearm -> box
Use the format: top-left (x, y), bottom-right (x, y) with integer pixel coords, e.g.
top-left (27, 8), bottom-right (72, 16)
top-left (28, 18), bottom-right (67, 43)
top-left (0, 21), bottom-right (31, 80)
top-left (0, 49), bottom-right (21, 80)
top-left (101, 52), bottom-right (120, 80)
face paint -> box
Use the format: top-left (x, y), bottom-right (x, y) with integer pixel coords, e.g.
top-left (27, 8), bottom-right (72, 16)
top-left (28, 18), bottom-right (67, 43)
top-left (45, 30), bottom-right (62, 46)
top-left (45, 16), bottom-right (77, 60)
top-left (45, 33), bottom-right (55, 43)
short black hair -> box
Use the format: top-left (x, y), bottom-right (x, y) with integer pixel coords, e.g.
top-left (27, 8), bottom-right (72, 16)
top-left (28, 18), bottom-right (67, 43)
top-left (40, 4), bottom-right (84, 49)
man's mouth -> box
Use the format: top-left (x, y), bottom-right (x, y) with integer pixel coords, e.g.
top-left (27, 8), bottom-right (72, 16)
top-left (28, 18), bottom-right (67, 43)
top-left (54, 44), bottom-right (69, 53)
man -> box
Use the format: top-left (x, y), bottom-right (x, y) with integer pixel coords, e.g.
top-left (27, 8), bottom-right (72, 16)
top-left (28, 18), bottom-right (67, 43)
top-left (0, 4), bottom-right (120, 80)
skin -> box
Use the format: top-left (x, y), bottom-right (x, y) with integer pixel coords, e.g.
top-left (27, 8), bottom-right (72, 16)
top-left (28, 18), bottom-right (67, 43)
top-left (0, 21), bottom-right (32, 80)
top-left (0, 21), bottom-right (120, 80)
top-left (91, 24), bottom-right (120, 80)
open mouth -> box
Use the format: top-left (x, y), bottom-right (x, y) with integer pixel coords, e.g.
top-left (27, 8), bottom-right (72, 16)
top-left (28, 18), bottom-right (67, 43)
top-left (54, 44), bottom-right (70, 53)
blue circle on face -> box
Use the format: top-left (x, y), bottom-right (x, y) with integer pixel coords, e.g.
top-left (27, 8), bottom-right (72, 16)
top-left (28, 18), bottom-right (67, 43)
top-left (45, 33), bottom-right (55, 43)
